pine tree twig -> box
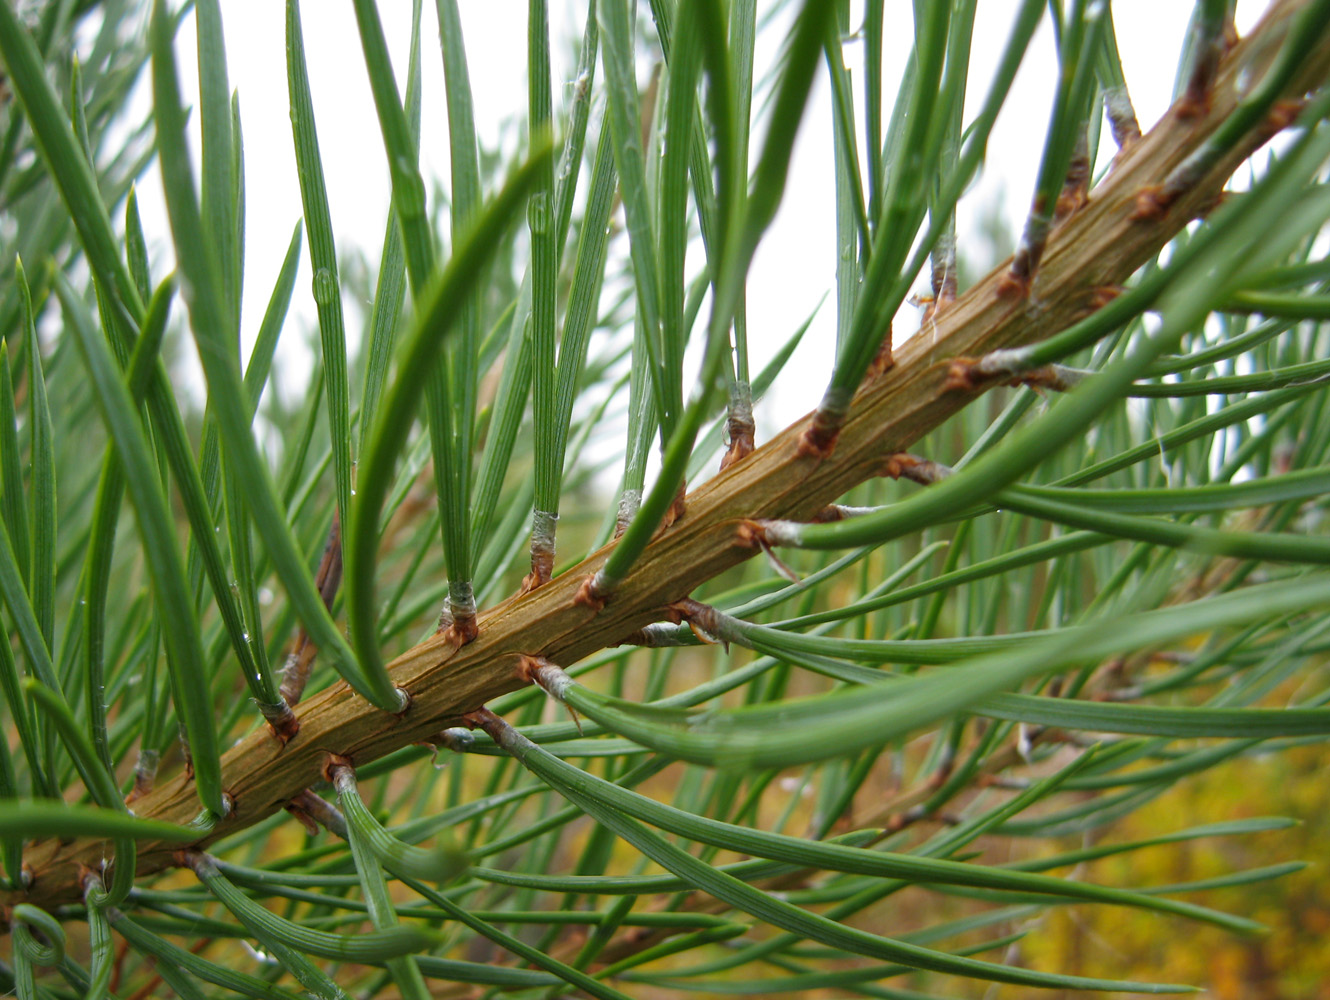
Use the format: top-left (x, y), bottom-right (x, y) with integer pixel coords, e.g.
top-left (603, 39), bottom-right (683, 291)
top-left (6, 0), bottom-right (1329, 913)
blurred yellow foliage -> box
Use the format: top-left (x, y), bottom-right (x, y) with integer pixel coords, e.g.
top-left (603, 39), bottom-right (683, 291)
top-left (1006, 743), bottom-right (1330, 1000)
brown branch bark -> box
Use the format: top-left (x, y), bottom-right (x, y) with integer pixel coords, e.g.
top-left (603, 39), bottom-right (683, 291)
top-left (10, 0), bottom-right (1330, 912)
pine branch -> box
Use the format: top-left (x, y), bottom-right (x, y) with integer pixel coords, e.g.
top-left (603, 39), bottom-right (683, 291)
top-left (10, 0), bottom-right (1330, 913)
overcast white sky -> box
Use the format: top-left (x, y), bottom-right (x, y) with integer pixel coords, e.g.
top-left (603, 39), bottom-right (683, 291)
top-left (132, 1), bottom-right (1265, 436)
